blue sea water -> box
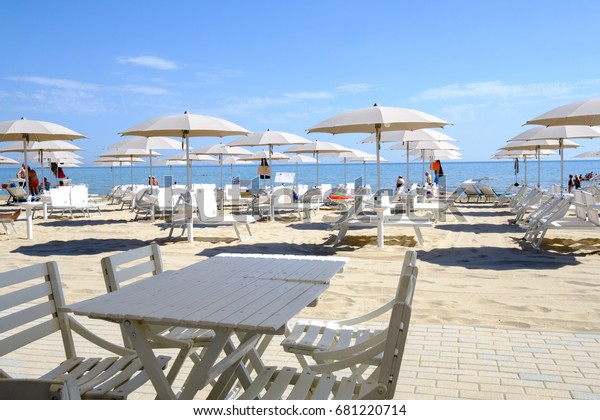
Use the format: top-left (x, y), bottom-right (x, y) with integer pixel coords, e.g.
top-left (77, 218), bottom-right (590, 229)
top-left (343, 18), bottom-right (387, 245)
top-left (1, 159), bottom-right (598, 196)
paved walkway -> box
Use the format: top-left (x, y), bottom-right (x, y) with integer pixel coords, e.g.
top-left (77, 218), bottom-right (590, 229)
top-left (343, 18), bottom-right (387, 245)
top-left (2, 320), bottom-right (599, 400)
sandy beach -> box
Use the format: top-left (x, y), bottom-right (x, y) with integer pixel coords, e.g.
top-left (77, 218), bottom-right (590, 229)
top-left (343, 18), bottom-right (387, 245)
top-left (2, 195), bottom-right (600, 399)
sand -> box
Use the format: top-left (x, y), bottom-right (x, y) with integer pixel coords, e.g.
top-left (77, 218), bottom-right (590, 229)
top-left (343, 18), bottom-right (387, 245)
top-left (2, 196), bottom-right (599, 334)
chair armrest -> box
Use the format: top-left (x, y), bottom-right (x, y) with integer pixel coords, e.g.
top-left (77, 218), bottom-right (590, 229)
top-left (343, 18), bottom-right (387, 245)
top-left (69, 317), bottom-right (137, 356)
top-left (308, 340), bottom-right (386, 373)
top-left (335, 299), bottom-right (394, 326)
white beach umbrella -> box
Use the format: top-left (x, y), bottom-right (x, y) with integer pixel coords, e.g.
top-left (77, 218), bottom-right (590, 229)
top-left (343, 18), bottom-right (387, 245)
top-left (526, 97), bottom-right (600, 127)
top-left (99, 148), bottom-right (161, 188)
top-left (121, 111), bottom-right (249, 243)
top-left (508, 125), bottom-right (600, 190)
top-left (107, 136), bottom-right (182, 185)
top-left (287, 154), bottom-right (317, 188)
top-left (221, 156), bottom-right (255, 183)
top-left (192, 143), bottom-right (253, 190)
top-left (491, 149), bottom-right (556, 185)
top-left (362, 129), bottom-right (458, 188)
top-left (239, 150), bottom-right (290, 188)
top-left (159, 151), bottom-right (218, 178)
top-left (320, 148), bottom-right (377, 186)
top-left (308, 105), bottom-right (450, 192)
top-left (345, 153), bottom-right (384, 187)
top-left (0, 139), bottom-right (84, 194)
top-left (389, 140), bottom-right (460, 185)
top-left (228, 130), bottom-right (311, 189)
top-left (0, 118), bottom-right (85, 198)
top-left (0, 154), bottom-right (19, 165)
top-left (572, 149), bottom-right (600, 159)
top-left (95, 156), bottom-right (144, 187)
top-left (284, 140), bottom-right (350, 186)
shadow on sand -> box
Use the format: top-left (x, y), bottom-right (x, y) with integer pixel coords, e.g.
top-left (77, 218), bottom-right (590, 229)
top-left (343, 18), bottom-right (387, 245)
top-left (12, 238), bottom-right (152, 256)
top-left (38, 218), bottom-right (131, 227)
top-left (417, 245), bottom-right (580, 270)
top-left (197, 242), bottom-right (340, 258)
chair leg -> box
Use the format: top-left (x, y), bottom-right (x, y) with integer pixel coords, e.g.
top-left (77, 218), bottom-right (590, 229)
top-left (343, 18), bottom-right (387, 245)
top-left (413, 227), bottom-right (425, 245)
top-left (335, 224), bottom-right (349, 245)
top-left (10, 221), bottom-right (17, 234)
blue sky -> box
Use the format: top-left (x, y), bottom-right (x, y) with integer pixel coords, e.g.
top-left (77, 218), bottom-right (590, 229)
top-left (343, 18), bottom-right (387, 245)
top-left (2, 0), bottom-right (600, 164)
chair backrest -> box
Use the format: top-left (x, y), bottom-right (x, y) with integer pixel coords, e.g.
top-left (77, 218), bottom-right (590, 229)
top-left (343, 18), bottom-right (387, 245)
top-left (69, 184), bottom-right (89, 206)
top-left (6, 186), bottom-right (28, 200)
top-left (196, 188), bottom-right (219, 219)
top-left (100, 244), bottom-right (164, 292)
top-left (371, 274), bottom-right (415, 399)
top-left (582, 191), bottom-right (600, 226)
top-left (50, 186), bottom-right (72, 206)
top-left (572, 190), bottom-right (587, 220)
top-left (0, 261), bottom-right (76, 361)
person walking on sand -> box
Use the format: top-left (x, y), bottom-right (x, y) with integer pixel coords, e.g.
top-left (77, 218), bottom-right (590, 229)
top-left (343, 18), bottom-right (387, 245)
top-left (568, 174), bottom-right (574, 193)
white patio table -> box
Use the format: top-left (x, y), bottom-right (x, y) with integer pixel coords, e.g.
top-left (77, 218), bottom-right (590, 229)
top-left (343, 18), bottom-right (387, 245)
top-left (62, 253), bottom-right (347, 399)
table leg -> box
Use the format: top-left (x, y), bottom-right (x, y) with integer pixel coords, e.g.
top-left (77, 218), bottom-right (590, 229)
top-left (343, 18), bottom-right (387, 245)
top-left (25, 206), bottom-right (33, 240)
top-left (122, 320), bottom-right (177, 400)
top-left (377, 211), bottom-right (385, 248)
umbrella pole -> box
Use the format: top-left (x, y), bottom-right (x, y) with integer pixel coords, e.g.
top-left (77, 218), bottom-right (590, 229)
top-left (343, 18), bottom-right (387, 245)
top-left (537, 147), bottom-right (541, 188)
top-left (559, 138), bottom-right (564, 192)
top-left (22, 136), bottom-right (30, 200)
top-left (39, 150), bottom-right (45, 194)
top-left (406, 141), bottom-right (410, 189)
top-left (111, 166), bottom-right (115, 188)
top-left (316, 153), bottom-right (319, 186)
top-left (524, 156), bottom-right (527, 185)
top-left (269, 145), bottom-right (273, 191)
top-left (344, 157), bottom-right (347, 185)
top-left (184, 131), bottom-right (193, 243)
top-left (295, 162), bottom-right (298, 189)
top-left (363, 161), bottom-right (366, 185)
top-left (130, 156), bottom-right (134, 188)
top-left (422, 150), bottom-right (425, 185)
top-left (149, 149), bottom-right (153, 192)
top-left (376, 125), bottom-right (381, 193)
top-left (119, 163), bottom-right (123, 186)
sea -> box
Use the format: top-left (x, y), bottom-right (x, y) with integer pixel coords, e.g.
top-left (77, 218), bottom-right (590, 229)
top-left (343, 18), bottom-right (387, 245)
top-left (1, 159), bottom-right (598, 196)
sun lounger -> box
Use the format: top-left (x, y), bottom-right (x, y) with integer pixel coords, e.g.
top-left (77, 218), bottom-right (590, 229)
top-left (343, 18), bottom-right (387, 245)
top-left (5, 186), bottom-right (28, 204)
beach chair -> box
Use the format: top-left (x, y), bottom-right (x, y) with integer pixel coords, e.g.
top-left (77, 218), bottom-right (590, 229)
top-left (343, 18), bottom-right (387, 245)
top-left (234, 274), bottom-right (415, 400)
top-left (5, 186), bottom-right (28, 204)
top-left (100, 244), bottom-right (214, 383)
top-left (478, 184), bottom-right (501, 203)
top-left (527, 191), bottom-right (600, 249)
top-left (271, 186), bottom-right (323, 220)
top-left (194, 188), bottom-right (256, 240)
top-left (0, 261), bottom-right (170, 399)
top-left (0, 376), bottom-right (80, 400)
top-left (462, 183), bottom-right (483, 202)
top-left (281, 250), bottom-right (417, 380)
top-left (0, 208), bottom-right (20, 235)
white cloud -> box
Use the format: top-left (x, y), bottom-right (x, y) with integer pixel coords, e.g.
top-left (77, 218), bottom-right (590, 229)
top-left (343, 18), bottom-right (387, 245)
top-left (116, 56), bottom-right (178, 70)
top-left (336, 83), bottom-right (371, 94)
top-left (6, 76), bottom-right (98, 91)
top-left (414, 79), bottom-right (600, 101)
top-left (120, 85), bottom-right (172, 95)
top-left (284, 91), bottom-right (333, 100)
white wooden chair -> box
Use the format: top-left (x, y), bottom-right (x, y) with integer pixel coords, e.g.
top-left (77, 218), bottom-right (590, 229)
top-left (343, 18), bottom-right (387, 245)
top-left (0, 261), bottom-right (170, 399)
top-left (100, 244), bottom-right (215, 384)
top-left (0, 208), bottom-right (20, 235)
top-left (235, 275), bottom-right (416, 400)
top-left (281, 250), bottom-right (417, 380)
top-left (0, 375), bottom-right (80, 400)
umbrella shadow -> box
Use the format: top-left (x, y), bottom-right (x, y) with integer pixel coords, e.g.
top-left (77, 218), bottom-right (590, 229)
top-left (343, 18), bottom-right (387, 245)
top-left (417, 245), bottom-right (580, 270)
top-left (433, 223), bottom-right (523, 234)
top-left (38, 218), bottom-right (131, 227)
top-left (12, 238), bottom-right (153, 256)
top-left (197, 242), bottom-right (340, 258)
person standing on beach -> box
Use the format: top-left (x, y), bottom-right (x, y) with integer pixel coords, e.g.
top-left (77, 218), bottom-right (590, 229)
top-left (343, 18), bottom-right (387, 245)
top-left (425, 171), bottom-right (432, 185)
top-left (574, 175), bottom-right (581, 189)
top-left (568, 174), bottom-right (574, 193)
top-left (16, 163), bottom-right (26, 179)
top-left (396, 176), bottom-right (404, 190)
